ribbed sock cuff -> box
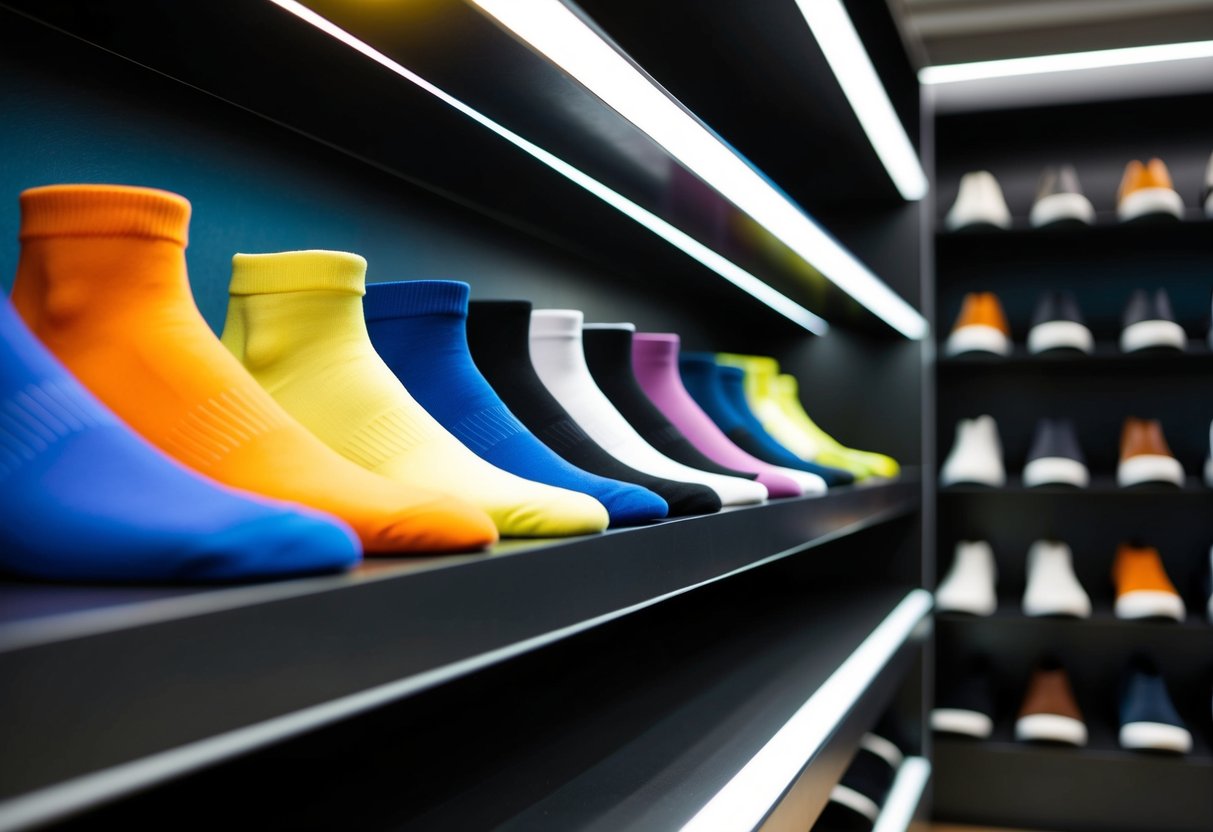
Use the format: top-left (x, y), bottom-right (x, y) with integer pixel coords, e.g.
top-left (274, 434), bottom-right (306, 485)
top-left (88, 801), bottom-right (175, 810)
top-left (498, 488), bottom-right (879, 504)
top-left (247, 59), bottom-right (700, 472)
top-left (364, 280), bottom-right (469, 322)
top-left (229, 250), bottom-right (367, 296)
top-left (718, 352), bottom-right (780, 378)
top-left (632, 332), bottom-right (680, 364)
top-left (530, 309), bottom-right (583, 339)
top-left (679, 351), bottom-right (720, 370)
top-left (19, 184), bottom-right (191, 246)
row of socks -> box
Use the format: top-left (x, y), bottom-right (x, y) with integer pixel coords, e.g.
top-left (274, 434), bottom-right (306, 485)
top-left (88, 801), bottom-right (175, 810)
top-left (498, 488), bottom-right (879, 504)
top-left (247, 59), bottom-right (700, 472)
top-left (946, 287), bottom-right (1192, 357)
top-left (4, 184), bottom-right (898, 584)
top-left (941, 415), bottom-right (1191, 489)
top-left (937, 540), bottom-right (1196, 623)
top-left (934, 655), bottom-right (1195, 755)
top-left (946, 152), bottom-right (1213, 230)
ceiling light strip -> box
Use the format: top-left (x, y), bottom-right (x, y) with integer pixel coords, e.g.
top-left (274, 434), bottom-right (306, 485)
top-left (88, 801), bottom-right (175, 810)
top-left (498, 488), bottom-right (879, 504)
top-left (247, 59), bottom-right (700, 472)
top-left (471, 0), bottom-right (928, 339)
top-left (792, 0), bottom-right (928, 200)
top-left (680, 589), bottom-right (933, 832)
top-left (266, 0), bottom-right (828, 334)
top-left (921, 39), bottom-right (1213, 84)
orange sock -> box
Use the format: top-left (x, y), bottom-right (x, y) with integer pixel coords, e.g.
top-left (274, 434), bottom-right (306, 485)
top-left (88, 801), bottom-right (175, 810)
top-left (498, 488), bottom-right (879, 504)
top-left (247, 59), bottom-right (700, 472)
top-left (11, 184), bottom-right (497, 554)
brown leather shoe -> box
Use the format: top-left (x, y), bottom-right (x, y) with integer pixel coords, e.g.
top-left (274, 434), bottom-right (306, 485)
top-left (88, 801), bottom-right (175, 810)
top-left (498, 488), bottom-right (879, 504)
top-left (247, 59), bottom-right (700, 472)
top-left (945, 292), bottom-right (1011, 357)
top-left (1118, 418), bottom-right (1184, 487)
top-left (1015, 659), bottom-right (1087, 746)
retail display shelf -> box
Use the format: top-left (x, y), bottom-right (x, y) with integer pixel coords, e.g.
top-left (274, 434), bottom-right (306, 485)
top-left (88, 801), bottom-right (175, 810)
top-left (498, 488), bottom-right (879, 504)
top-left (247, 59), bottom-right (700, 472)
top-left (934, 736), bottom-right (1213, 832)
top-left (935, 217), bottom-right (1213, 247)
top-left (938, 344), bottom-right (1213, 372)
top-left (939, 476), bottom-right (1212, 496)
top-left (936, 609), bottom-right (1213, 638)
top-left (305, 588), bottom-right (933, 832)
top-left (0, 475), bottom-right (918, 827)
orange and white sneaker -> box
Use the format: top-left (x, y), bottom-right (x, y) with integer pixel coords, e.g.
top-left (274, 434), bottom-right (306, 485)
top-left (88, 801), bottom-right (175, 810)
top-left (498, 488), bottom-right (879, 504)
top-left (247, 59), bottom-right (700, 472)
top-left (1117, 158), bottom-right (1184, 222)
top-left (945, 292), bottom-right (1011, 357)
top-left (1114, 544), bottom-right (1186, 621)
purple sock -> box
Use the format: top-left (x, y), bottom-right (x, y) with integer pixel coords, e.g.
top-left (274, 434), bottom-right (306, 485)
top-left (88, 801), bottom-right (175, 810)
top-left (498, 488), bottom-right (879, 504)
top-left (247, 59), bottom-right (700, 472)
top-left (631, 333), bottom-right (802, 498)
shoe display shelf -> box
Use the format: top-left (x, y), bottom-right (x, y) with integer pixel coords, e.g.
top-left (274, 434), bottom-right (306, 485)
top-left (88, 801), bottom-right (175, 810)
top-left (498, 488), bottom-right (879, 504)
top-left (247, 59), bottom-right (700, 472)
top-left (931, 89), bottom-right (1213, 832)
top-left (1, 2), bottom-right (931, 830)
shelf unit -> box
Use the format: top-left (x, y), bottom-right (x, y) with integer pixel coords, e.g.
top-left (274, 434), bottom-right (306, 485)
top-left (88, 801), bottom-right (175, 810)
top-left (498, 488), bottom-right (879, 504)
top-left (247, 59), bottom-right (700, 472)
top-left (931, 89), bottom-right (1213, 832)
top-left (0, 2), bottom-right (930, 831)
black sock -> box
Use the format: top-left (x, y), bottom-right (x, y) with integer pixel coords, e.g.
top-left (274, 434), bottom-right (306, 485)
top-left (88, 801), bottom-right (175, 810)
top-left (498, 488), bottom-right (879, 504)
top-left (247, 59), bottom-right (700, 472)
top-left (582, 325), bottom-right (759, 481)
top-left (466, 300), bottom-right (721, 516)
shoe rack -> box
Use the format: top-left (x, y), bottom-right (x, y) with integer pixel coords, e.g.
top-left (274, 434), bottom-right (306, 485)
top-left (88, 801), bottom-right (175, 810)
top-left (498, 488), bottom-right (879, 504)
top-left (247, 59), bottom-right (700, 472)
top-left (931, 91), bottom-right (1213, 832)
top-left (0, 2), bottom-right (932, 830)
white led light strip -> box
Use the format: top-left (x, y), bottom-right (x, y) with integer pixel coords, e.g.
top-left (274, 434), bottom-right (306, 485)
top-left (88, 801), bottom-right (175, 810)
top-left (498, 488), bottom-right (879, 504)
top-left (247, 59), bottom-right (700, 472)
top-left (921, 39), bottom-right (1213, 84)
top-left (263, 0), bottom-right (827, 335)
top-left (680, 589), bottom-right (933, 832)
top-left (792, 0), bottom-right (928, 201)
top-left (472, 0), bottom-right (928, 339)
top-left (871, 756), bottom-right (931, 832)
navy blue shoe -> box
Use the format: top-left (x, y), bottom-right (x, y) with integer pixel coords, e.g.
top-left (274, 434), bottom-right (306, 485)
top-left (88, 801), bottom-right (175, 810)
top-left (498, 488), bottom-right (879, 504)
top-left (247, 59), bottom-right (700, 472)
top-left (1023, 418), bottom-right (1089, 488)
top-left (1119, 656), bottom-right (1192, 753)
top-left (932, 658), bottom-right (995, 738)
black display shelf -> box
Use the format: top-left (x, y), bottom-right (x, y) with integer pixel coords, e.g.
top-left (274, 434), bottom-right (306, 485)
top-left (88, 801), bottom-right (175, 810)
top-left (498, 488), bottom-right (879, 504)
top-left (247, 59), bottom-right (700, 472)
top-left (938, 343), bottom-right (1213, 373)
top-left (936, 217), bottom-right (1213, 248)
top-left (0, 476), bottom-right (918, 826)
top-left (937, 609), bottom-right (1212, 634)
top-left (939, 476), bottom-right (1211, 496)
top-left (934, 737), bottom-right (1213, 832)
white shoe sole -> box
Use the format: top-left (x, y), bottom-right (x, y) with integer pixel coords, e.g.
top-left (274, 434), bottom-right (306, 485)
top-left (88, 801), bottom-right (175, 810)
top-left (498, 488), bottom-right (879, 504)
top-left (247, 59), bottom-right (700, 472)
top-left (1120, 319), bottom-right (1186, 353)
top-left (935, 591), bottom-right (997, 616)
top-left (1030, 192), bottom-right (1095, 228)
top-left (1118, 187), bottom-right (1184, 222)
top-left (946, 325), bottom-right (1011, 357)
top-left (931, 708), bottom-right (993, 738)
top-left (860, 733), bottom-right (905, 769)
top-left (1118, 454), bottom-right (1184, 487)
top-left (1116, 590), bottom-right (1186, 621)
top-left (1027, 320), bottom-right (1093, 355)
top-left (940, 465), bottom-right (1006, 487)
top-left (828, 784), bottom-right (880, 821)
top-left (1120, 721), bottom-right (1192, 753)
top-left (1016, 713), bottom-right (1087, 746)
top-left (1023, 592), bottom-right (1091, 618)
top-left (1023, 456), bottom-right (1089, 488)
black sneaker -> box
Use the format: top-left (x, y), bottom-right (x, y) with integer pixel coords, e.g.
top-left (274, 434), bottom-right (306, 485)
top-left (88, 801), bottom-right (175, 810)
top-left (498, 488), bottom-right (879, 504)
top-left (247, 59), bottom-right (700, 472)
top-left (1028, 290), bottom-right (1093, 355)
top-left (1030, 165), bottom-right (1095, 228)
top-left (1119, 655), bottom-right (1192, 753)
top-left (1023, 418), bottom-right (1089, 488)
top-left (932, 658), bottom-right (995, 738)
top-left (1120, 288), bottom-right (1187, 353)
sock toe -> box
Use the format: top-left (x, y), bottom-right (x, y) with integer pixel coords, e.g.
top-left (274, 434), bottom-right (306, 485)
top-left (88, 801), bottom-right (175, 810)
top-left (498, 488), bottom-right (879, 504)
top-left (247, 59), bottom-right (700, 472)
top-left (181, 511), bottom-right (362, 580)
top-left (602, 484), bottom-right (668, 527)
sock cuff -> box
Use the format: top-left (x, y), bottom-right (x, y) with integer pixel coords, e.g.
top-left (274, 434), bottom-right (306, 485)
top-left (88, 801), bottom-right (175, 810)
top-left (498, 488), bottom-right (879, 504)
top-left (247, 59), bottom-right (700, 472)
top-left (679, 351), bottom-right (720, 370)
top-left (582, 322), bottom-right (636, 332)
top-left (632, 332), bottom-right (680, 363)
top-left (718, 353), bottom-right (780, 377)
top-left (19, 184), bottom-right (190, 246)
top-left (364, 280), bottom-right (469, 321)
top-left (530, 309), bottom-right (583, 339)
top-left (229, 250), bottom-right (367, 296)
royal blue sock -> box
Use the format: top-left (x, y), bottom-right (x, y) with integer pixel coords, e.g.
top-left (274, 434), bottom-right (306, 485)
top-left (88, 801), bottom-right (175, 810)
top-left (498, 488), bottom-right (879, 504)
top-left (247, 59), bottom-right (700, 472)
top-left (680, 353), bottom-right (854, 486)
top-left (0, 298), bottom-right (360, 582)
top-left (364, 281), bottom-right (668, 527)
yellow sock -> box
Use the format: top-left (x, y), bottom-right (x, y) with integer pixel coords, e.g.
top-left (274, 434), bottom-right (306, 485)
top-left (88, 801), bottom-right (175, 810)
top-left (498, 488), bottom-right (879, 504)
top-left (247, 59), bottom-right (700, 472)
top-left (220, 250), bottom-right (609, 538)
top-left (771, 374), bottom-right (899, 479)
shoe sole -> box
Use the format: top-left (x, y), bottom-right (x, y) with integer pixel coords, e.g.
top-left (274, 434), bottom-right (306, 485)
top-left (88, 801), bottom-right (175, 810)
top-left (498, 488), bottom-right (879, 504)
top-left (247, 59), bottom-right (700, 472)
top-left (827, 784), bottom-right (881, 822)
top-left (1030, 192), bottom-right (1095, 228)
top-left (1120, 721), bottom-right (1192, 753)
top-left (1015, 713), bottom-right (1088, 746)
top-left (1115, 589), bottom-right (1186, 621)
top-left (1117, 454), bottom-right (1185, 487)
top-left (1027, 320), bottom-right (1093, 355)
top-left (1120, 319), bottom-right (1186, 353)
top-left (945, 325), bottom-right (1011, 357)
top-left (931, 707), bottom-right (993, 738)
top-left (1118, 187), bottom-right (1184, 222)
top-left (1023, 456), bottom-right (1089, 488)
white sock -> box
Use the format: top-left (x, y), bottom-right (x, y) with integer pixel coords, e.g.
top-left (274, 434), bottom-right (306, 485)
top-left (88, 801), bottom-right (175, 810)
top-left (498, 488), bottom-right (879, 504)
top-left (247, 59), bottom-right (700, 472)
top-left (529, 310), bottom-right (768, 506)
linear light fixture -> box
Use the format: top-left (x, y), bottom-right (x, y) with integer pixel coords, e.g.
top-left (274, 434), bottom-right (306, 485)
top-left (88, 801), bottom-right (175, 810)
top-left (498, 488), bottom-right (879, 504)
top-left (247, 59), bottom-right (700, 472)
top-left (264, 0), bottom-right (827, 334)
top-left (469, 0), bottom-right (929, 339)
top-left (792, 0), bottom-right (928, 201)
top-left (871, 757), bottom-right (931, 832)
top-left (680, 589), bottom-right (933, 832)
top-left (921, 39), bottom-right (1213, 84)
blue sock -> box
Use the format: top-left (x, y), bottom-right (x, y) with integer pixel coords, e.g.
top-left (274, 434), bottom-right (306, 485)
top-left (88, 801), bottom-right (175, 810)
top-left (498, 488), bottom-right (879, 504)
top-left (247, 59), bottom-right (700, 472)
top-left (680, 353), bottom-right (854, 486)
top-left (0, 298), bottom-right (360, 582)
top-left (364, 281), bottom-right (668, 527)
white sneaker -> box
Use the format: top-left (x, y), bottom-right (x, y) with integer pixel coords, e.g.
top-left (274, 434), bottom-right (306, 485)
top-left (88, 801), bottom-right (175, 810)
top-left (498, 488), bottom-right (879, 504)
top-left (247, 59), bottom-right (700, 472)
top-left (946, 171), bottom-right (1013, 231)
top-left (940, 415), bottom-right (1005, 487)
top-left (936, 541), bottom-right (998, 616)
top-left (1023, 540), bottom-right (1091, 618)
